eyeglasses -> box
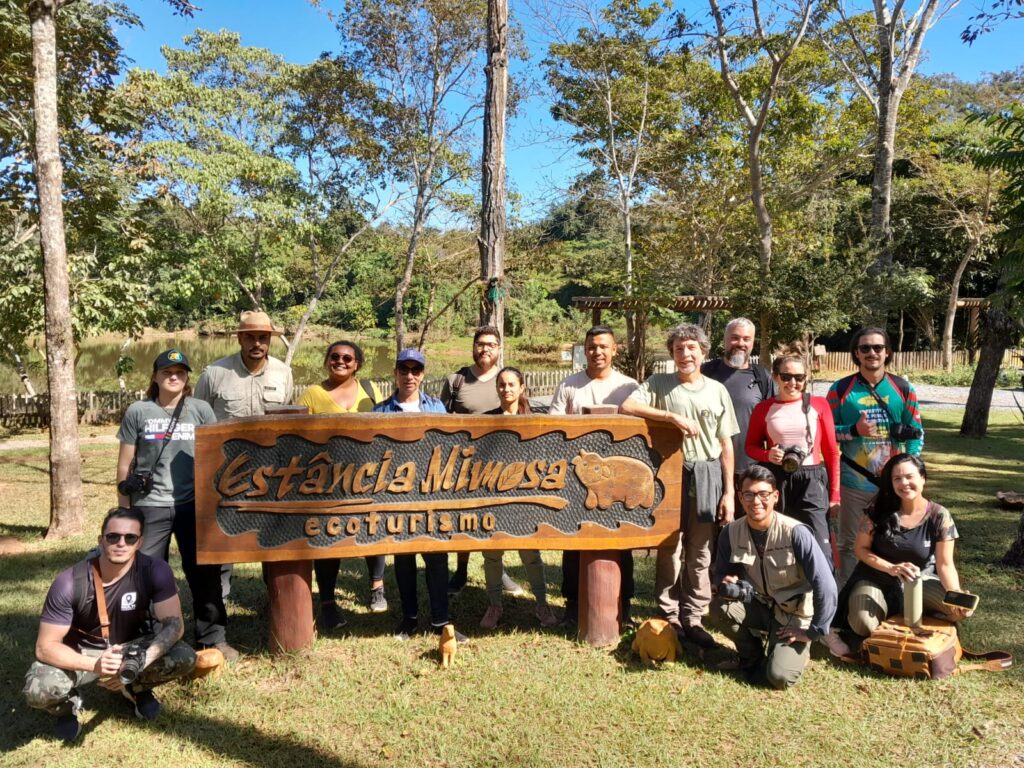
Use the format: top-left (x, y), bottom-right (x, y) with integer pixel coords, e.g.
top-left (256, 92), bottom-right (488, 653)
top-left (329, 353), bottom-right (356, 364)
top-left (858, 344), bottom-right (886, 354)
top-left (103, 532), bottom-right (140, 545)
top-left (778, 373), bottom-right (806, 383)
top-left (474, 341), bottom-right (498, 349)
top-left (397, 365), bottom-right (424, 376)
top-left (739, 491), bottom-right (775, 504)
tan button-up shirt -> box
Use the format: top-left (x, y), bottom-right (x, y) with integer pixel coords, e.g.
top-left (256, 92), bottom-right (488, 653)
top-left (193, 353), bottom-right (294, 421)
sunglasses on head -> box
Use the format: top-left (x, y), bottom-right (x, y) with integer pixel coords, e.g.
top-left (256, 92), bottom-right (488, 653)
top-left (397, 365), bottom-right (424, 375)
top-left (329, 353), bottom-right (356, 364)
top-left (778, 372), bottom-right (806, 383)
top-left (103, 532), bottom-right (140, 545)
top-left (858, 344), bottom-right (886, 354)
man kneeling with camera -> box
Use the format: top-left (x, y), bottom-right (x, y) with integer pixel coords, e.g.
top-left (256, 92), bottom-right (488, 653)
top-left (24, 508), bottom-right (195, 742)
top-left (712, 466), bottom-right (844, 689)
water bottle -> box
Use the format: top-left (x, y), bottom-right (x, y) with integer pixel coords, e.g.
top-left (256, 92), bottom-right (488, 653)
top-left (902, 574), bottom-right (923, 629)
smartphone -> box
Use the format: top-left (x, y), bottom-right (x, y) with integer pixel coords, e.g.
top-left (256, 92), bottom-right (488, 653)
top-left (942, 590), bottom-right (979, 612)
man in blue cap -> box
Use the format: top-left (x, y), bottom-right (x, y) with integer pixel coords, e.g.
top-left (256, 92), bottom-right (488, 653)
top-left (373, 349), bottom-right (464, 641)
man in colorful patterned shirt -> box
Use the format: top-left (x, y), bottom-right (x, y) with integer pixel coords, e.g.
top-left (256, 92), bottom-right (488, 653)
top-left (827, 327), bottom-right (924, 588)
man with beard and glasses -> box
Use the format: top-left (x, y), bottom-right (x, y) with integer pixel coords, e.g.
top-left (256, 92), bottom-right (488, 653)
top-left (701, 318), bottom-right (774, 488)
top-left (827, 327), bottom-right (924, 588)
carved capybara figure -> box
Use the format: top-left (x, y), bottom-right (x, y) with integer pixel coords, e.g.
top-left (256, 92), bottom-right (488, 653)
top-left (571, 450), bottom-right (655, 510)
top-left (632, 618), bottom-right (682, 666)
top-left (439, 623), bottom-right (457, 669)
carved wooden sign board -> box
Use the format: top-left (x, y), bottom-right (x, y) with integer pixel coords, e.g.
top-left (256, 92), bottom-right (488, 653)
top-left (194, 414), bottom-right (683, 564)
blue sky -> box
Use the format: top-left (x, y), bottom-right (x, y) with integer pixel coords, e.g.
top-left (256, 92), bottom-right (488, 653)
top-left (115, 0), bottom-right (1022, 221)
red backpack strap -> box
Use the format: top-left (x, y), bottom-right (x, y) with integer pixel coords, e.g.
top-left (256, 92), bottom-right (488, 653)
top-left (89, 558), bottom-right (111, 645)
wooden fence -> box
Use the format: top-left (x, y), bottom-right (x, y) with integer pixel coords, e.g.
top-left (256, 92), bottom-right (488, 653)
top-left (3, 349), bottom-right (1021, 429)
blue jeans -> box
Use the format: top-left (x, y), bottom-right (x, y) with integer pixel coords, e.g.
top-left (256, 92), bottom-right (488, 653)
top-left (394, 553), bottom-right (449, 626)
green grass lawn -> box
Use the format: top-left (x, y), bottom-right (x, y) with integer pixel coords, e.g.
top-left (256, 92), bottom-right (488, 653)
top-left (1, 411), bottom-right (1022, 768)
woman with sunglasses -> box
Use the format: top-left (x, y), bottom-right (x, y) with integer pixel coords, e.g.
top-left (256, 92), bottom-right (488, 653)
top-left (477, 367), bottom-right (558, 629)
top-left (839, 453), bottom-right (972, 637)
top-left (745, 349), bottom-right (840, 566)
top-left (298, 340), bottom-right (388, 629)
top-left (115, 349), bottom-right (229, 655)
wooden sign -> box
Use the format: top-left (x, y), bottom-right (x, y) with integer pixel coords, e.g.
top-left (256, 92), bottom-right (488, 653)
top-left (194, 413), bottom-right (682, 565)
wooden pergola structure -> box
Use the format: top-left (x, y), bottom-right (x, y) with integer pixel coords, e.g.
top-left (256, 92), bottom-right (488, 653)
top-left (570, 295), bottom-right (732, 327)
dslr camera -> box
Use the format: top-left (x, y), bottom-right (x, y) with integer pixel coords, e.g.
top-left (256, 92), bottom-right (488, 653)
top-left (117, 471), bottom-right (153, 497)
top-left (117, 643), bottom-right (147, 686)
top-left (718, 580), bottom-right (755, 604)
top-left (780, 446), bottom-right (808, 474)
top-left (889, 423), bottom-right (923, 442)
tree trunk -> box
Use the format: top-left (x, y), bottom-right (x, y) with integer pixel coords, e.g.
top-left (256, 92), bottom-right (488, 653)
top-left (941, 244), bottom-right (975, 371)
top-left (478, 0), bottom-right (508, 365)
top-left (394, 188), bottom-right (429, 358)
top-left (896, 310), bottom-right (905, 370)
top-left (417, 280), bottom-right (438, 349)
top-left (960, 305), bottom-right (1018, 438)
top-left (30, 0), bottom-right (85, 539)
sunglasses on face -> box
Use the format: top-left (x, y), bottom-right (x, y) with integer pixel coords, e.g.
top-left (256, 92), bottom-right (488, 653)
top-left (739, 491), bottom-right (774, 504)
top-left (329, 353), bottom-right (356, 364)
top-left (858, 344), bottom-right (886, 354)
top-left (397, 365), bottom-right (424, 376)
top-left (778, 373), bottom-right (806, 383)
top-left (103, 532), bottom-right (140, 545)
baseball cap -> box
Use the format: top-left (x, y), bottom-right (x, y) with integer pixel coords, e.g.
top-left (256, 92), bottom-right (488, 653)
top-left (153, 348), bottom-right (192, 372)
top-left (395, 348), bottom-right (426, 368)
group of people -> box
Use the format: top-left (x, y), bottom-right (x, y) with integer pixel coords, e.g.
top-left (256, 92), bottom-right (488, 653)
top-left (25, 312), bottom-right (976, 742)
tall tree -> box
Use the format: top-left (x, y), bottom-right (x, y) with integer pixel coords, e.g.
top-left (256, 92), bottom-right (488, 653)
top-left (333, 0), bottom-right (487, 356)
top-left (544, 0), bottom-right (684, 377)
top-left (706, 0), bottom-right (815, 359)
top-left (478, 0), bottom-right (508, 353)
top-left (819, 0), bottom-right (958, 304)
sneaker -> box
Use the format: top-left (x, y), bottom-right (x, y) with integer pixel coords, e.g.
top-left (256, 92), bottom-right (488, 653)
top-left (480, 605), bottom-right (503, 630)
top-left (320, 601), bottom-right (347, 630)
top-left (501, 571), bottom-right (525, 596)
top-left (560, 600), bottom-right (579, 627)
top-left (433, 624), bottom-right (468, 643)
top-left (123, 686), bottom-right (161, 720)
top-left (682, 623), bottom-right (718, 650)
top-left (447, 567), bottom-right (468, 595)
top-left (394, 616), bottom-right (419, 641)
top-left (821, 629), bottom-right (853, 658)
top-left (535, 603), bottom-right (558, 627)
top-left (368, 587), bottom-right (388, 614)
top-left (54, 712), bottom-right (81, 743)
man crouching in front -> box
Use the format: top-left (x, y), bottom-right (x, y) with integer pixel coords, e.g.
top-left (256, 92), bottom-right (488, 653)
top-left (24, 507), bottom-right (195, 742)
top-left (712, 466), bottom-right (839, 689)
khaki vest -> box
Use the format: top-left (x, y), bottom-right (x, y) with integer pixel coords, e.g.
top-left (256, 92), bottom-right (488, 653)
top-left (727, 513), bottom-right (814, 628)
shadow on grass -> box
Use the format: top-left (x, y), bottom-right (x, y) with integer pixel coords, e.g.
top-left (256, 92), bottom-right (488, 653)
top-left (4, 691), bottom-right (366, 767)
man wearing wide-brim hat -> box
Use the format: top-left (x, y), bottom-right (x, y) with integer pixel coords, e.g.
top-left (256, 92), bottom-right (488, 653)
top-left (193, 310), bottom-right (294, 422)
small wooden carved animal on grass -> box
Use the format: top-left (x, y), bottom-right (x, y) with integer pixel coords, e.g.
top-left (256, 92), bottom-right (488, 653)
top-left (632, 618), bottom-right (682, 667)
top-left (571, 451), bottom-right (656, 510)
top-left (439, 624), bottom-right (457, 669)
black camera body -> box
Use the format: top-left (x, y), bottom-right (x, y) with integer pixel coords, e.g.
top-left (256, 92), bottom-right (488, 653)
top-left (118, 643), bottom-right (147, 686)
top-left (780, 446), bottom-right (808, 474)
top-left (117, 472), bottom-right (153, 497)
top-left (718, 580), bottom-right (755, 603)
top-left (890, 423), bottom-right (923, 442)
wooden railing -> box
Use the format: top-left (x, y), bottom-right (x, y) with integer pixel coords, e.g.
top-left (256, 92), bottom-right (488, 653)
top-left (2, 350), bottom-right (1020, 428)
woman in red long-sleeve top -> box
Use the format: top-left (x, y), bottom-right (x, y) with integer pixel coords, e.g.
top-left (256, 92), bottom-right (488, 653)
top-left (746, 351), bottom-right (841, 568)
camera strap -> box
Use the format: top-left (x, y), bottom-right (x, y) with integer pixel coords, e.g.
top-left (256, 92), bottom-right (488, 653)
top-left (136, 395), bottom-right (187, 476)
top-left (858, 374), bottom-right (904, 442)
top-left (801, 392), bottom-right (813, 453)
top-left (90, 557), bottom-right (111, 645)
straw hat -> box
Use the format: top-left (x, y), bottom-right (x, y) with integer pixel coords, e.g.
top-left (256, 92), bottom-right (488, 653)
top-left (234, 310), bottom-right (283, 336)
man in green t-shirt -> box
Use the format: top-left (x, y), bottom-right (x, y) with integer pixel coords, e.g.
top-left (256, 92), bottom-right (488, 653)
top-left (622, 324), bottom-right (738, 648)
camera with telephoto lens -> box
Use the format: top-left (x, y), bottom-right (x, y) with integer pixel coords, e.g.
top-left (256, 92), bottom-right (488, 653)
top-left (718, 580), bottom-right (755, 603)
top-left (117, 471), bottom-right (153, 497)
top-left (780, 446), bottom-right (808, 474)
top-left (117, 643), bottom-right (147, 686)
top-left (889, 423), bottom-right (923, 442)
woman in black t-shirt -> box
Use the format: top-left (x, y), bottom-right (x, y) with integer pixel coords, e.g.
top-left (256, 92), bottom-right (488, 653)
top-left (842, 453), bottom-right (973, 636)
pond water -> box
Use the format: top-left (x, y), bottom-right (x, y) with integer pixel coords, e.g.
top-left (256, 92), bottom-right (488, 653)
top-left (0, 334), bottom-right (411, 394)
